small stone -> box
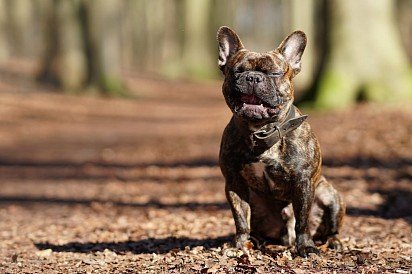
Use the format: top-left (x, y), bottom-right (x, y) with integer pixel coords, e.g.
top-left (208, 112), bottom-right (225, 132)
top-left (36, 249), bottom-right (53, 258)
top-left (223, 248), bottom-right (242, 258)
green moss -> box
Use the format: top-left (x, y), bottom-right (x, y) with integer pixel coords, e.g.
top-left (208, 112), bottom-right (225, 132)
top-left (297, 101), bottom-right (316, 110)
top-left (99, 75), bottom-right (128, 96)
top-left (394, 67), bottom-right (412, 102)
top-left (363, 82), bottom-right (390, 102)
top-left (365, 66), bottom-right (412, 103)
top-left (314, 70), bottom-right (358, 110)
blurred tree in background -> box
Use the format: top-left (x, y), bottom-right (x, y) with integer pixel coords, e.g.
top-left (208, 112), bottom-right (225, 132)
top-left (37, 0), bottom-right (123, 94)
top-left (0, 0), bottom-right (410, 107)
top-left (314, 0), bottom-right (412, 109)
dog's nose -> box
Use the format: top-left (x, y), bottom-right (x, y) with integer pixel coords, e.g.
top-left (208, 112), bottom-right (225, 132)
top-left (245, 73), bottom-right (263, 83)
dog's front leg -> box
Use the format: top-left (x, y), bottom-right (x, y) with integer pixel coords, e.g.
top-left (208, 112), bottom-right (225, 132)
top-left (225, 178), bottom-right (251, 251)
top-left (292, 179), bottom-right (319, 257)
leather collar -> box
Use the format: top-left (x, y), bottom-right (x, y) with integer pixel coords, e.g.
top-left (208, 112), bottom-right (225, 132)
top-left (248, 105), bottom-right (308, 151)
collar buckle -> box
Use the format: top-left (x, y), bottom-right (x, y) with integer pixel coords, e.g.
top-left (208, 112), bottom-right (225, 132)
top-left (250, 106), bottom-right (307, 151)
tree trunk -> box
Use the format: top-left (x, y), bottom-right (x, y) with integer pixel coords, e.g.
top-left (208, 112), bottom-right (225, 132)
top-left (37, 0), bottom-right (87, 91)
top-left (0, 0), bottom-right (9, 64)
top-left (85, 0), bottom-right (124, 94)
top-left (314, 0), bottom-right (412, 109)
top-left (56, 0), bottom-right (87, 90)
top-left (182, 0), bottom-right (213, 78)
top-left (5, 0), bottom-right (33, 56)
top-left (397, 0), bottom-right (412, 60)
top-left (289, 0), bottom-right (315, 98)
top-left (37, 0), bottom-right (124, 94)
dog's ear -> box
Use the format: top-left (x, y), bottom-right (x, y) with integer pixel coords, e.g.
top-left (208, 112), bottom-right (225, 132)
top-left (217, 26), bottom-right (244, 72)
top-left (277, 31), bottom-right (307, 76)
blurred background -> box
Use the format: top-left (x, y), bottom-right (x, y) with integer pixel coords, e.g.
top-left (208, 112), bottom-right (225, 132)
top-left (0, 1), bottom-right (411, 273)
top-left (0, 0), bottom-right (411, 105)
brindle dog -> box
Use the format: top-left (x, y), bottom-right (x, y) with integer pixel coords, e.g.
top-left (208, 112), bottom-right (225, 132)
top-left (217, 26), bottom-right (345, 257)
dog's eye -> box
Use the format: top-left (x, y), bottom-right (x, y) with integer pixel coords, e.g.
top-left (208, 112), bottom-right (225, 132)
top-left (234, 71), bottom-right (242, 79)
top-left (234, 68), bottom-right (244, 74)
top-left (234, 69), bottom-right (244, 79)
top-left (267, 71), bottom-right (283, 77)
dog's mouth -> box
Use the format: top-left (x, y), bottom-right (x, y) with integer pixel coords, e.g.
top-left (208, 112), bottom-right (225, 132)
top-left (233, 94), bottom-right (283, 119)
top-left (240, 94), bottom-right (265, 105)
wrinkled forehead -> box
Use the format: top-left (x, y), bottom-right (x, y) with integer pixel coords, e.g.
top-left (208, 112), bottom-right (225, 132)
top-left (232, 50), bottom-right (287, 71)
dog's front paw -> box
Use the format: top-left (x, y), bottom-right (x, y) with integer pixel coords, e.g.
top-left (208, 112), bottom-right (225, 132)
top-left (327, 235), bottom-right (343, 251)
top-left (297, 244), bottom-right (319, 257)
top-left (296, 234), bottom-right (319, 257)
top-left (234, 233), bottom-right (254, 253)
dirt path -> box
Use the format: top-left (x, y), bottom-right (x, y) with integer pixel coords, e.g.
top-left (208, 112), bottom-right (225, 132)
top-left (0, 67), bottom-right (411, 273)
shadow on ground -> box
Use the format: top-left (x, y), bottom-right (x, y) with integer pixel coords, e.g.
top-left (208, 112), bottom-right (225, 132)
top-left (1, 156), bottom-right (410, 220)
top-left (0, 155), bottom-right (410, 180)
top-left (34, 235), bottom-right (233, 254)
top-left (0, 196), bottom-right (229, 211)
top-left (347, 188), bottom-right (412, 220)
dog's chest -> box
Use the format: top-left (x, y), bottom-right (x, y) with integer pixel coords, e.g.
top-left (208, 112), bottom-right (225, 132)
top-left (240, 158), bottom-right (289, 196)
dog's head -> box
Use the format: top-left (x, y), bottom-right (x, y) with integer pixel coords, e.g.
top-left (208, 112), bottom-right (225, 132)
top-left (217, 26), bottom-right (306, 124)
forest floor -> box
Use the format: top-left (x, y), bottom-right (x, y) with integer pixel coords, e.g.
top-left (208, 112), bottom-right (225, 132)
top-left (0, 60), bottom-right (411, 273)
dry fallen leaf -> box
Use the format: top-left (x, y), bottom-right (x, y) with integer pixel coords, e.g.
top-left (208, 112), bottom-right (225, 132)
top-left (0, 91), bottom-right (410, 274)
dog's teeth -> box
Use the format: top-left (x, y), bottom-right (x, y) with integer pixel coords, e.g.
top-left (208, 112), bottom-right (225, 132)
top-left (260, 104), bottom-right (263, 107)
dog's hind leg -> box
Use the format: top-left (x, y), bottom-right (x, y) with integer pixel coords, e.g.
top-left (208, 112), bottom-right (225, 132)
top-left (311, 176), bottom-right (345, 250)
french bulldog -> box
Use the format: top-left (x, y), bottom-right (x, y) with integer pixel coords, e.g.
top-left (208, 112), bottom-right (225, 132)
top-left (217, 26), bottom-right (345, 257)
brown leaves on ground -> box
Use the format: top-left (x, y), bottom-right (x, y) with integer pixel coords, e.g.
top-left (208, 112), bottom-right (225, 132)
top-left (0, 69), bottom-right (410, 273)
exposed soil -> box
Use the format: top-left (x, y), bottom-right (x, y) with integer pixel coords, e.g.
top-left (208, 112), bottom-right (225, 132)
top-left (0, 60), bottom-right (411, 273)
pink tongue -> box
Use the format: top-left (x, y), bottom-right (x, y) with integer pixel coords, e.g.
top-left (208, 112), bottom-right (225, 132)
top-left (241, 94), bottom-right (261, 104)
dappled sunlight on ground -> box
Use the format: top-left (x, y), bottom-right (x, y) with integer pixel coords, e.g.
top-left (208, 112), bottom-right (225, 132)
top-left (0, 69), bottom-right (410, 273)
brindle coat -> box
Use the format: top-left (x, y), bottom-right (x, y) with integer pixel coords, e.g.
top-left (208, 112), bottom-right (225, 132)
top-left (217, 26), bottom-right (345, 257)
